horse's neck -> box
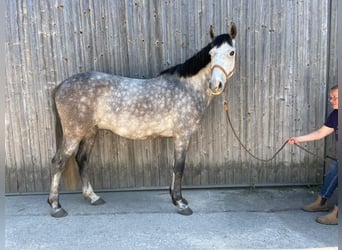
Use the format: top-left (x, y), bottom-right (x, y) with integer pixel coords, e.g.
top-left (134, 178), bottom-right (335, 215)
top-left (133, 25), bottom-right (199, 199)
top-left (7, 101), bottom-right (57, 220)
top-left (185, 63), bottom-right (214, 106)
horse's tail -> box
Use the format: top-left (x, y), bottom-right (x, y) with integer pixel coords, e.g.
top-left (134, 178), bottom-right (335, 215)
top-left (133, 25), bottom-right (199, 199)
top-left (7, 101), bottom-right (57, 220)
top-left (51, 86), bottom-right (79, 190)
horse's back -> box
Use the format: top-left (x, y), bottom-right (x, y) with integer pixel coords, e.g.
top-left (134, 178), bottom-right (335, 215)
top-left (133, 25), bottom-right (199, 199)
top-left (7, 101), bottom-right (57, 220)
top-left (55, 72), bottom-right (116, 98)
top-left (54, 71), bottom-right (176, 139)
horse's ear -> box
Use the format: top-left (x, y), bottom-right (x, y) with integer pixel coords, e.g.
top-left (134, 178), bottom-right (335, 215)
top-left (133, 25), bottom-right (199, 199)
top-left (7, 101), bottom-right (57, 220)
top-left (230, 22), bottom-right (237, 39)
top-left (210, 25), bottom-right (215, 40)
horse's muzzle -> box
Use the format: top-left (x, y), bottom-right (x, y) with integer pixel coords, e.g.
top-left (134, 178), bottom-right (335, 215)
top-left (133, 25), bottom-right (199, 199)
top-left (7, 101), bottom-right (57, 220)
top-left (209, 80), bottom-right (225, 95)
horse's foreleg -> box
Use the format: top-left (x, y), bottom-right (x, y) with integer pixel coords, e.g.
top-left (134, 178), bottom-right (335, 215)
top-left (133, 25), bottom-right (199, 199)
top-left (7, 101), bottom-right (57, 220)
top-left (76, 128), bottom-right (105, 206)
top-left (170, 137), bottom-right (193, 215)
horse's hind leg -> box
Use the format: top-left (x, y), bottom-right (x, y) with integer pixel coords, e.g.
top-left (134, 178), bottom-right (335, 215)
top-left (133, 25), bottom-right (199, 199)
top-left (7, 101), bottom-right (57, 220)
top-left (76, 127), bottom-right (105, 206)
top-left (48, 138), bottom-right (80, 217)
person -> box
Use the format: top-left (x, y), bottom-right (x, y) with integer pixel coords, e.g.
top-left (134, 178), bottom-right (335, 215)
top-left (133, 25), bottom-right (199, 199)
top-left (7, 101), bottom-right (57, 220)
top-left (288, 85), bottom-right (338, 225)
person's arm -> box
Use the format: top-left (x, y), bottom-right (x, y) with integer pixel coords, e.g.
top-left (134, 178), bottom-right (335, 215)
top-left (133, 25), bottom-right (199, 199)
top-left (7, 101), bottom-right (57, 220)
top-left (288, 125), bottom-right (334, 144)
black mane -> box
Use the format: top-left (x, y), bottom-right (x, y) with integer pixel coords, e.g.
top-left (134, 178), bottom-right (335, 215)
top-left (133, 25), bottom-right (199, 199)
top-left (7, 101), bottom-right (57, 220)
top-left (160, 34), bottom-right (233, 78)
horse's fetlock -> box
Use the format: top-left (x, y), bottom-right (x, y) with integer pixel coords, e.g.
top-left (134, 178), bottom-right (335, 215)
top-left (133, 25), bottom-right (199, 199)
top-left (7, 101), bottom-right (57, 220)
top-left (171, 190), bottom-right (182, 202)
top-left (48, 199), bottom-right (61, 209)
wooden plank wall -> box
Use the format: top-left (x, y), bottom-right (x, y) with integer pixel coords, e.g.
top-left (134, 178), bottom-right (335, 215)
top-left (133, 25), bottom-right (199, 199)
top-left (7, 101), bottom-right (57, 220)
top-left (5, 0), bottom-right (337, 193)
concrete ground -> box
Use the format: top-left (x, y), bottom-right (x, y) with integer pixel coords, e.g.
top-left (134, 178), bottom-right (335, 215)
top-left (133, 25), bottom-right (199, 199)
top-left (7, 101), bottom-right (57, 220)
top-left (5, 187), bottom-right (338, 250)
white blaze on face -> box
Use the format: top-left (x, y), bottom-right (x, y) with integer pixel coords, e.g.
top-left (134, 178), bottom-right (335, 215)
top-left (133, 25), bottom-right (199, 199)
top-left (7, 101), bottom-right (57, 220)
top-left (209, 43), bottom-right (236, 95)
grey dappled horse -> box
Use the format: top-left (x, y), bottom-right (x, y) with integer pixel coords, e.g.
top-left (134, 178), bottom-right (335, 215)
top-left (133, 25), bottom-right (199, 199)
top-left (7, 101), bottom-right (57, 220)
top-left (48, 24), bottom-right (237, 217)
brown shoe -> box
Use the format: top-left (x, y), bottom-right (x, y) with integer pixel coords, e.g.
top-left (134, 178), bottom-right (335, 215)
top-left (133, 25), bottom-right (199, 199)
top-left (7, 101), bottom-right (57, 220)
top-left (302, 195), bottom-right (329, 212)
top-left (316, 205), bottom-right (338, 225)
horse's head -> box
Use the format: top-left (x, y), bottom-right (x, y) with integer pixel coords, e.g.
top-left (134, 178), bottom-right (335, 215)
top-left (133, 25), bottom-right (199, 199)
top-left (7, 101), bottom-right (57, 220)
top-left (208, 23), bottom-right (237, 95)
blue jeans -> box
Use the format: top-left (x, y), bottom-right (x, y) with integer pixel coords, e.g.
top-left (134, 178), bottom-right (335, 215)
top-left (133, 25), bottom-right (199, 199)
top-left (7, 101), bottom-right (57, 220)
top-left (320, 160), bottom-right (338, 202)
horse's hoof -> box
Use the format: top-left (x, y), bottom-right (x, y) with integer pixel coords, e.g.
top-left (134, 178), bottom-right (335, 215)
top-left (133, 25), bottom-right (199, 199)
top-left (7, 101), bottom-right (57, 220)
top-left (175, 199), bottom-right (193, 215)
top-left (177, 206), bottom-right (193, 216)
top-left (91, 197), bottom-right (106, 206)
top-left (51, 207), bottom-right (68, 218)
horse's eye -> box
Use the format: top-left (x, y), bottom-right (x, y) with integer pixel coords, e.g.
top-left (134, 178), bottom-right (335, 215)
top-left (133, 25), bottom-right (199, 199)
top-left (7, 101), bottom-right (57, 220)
top-left (229, 51), bottom-right (235, 56)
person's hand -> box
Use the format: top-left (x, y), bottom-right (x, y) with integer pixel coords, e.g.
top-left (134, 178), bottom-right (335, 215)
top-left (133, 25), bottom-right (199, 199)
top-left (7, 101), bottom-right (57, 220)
top-left (287, 137), bottom-right (299, 144)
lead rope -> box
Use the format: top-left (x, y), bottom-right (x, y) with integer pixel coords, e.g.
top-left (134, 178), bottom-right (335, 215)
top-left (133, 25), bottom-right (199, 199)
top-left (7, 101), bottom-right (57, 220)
top-left (222, 96), bottom-right (330, 162)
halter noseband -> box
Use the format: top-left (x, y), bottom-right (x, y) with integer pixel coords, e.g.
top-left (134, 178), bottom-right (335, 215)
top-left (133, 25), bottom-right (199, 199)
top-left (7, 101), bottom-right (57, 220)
top-left (210, 64), bottom-right (236, 95)
top-left (211, 64), bottom-right (235, 81)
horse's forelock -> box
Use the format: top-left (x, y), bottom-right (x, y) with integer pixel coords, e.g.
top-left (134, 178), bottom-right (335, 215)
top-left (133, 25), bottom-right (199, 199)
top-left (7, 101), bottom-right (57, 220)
top-left (211, 34), bottom-right (233, 48)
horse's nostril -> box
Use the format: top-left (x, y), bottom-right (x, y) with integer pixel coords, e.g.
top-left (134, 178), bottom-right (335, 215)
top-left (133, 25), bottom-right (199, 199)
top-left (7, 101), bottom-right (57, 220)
top-left (218, 82), bottom-right (223, 90)
top-left (209, 81), bottom-right (223, 92)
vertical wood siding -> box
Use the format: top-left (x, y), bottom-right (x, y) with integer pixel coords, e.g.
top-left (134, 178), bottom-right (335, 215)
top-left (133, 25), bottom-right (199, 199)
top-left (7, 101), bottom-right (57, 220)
top-left (5, 0), bottom-right (337, 193)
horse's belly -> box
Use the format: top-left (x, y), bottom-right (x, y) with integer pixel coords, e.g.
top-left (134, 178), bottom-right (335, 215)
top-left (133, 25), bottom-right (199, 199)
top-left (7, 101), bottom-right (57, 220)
top-left (98, 119), bottom-right (174, 140)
